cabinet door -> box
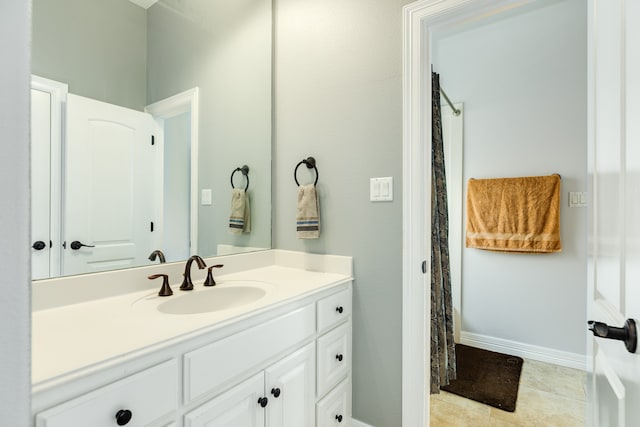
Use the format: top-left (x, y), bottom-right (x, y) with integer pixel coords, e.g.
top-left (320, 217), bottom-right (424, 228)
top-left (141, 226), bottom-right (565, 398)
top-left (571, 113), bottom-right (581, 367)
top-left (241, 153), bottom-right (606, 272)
top-left (264, 342), bottom-right (315, 427)
top-left (185, 372), bottom-right (266, 427)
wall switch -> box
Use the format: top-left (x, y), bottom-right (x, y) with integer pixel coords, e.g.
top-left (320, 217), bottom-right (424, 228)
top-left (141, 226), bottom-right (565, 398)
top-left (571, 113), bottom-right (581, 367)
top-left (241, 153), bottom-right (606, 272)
top-left (370, 177), bottom-right (393, 202)
top-left (201, 189), bottom-right (212, 205)
top-left (569, 191), bottom-right (587, 208)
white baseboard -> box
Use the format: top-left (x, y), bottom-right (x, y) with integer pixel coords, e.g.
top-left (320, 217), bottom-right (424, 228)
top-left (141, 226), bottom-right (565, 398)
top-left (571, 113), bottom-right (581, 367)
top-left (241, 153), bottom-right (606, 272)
top-left (351, 418), bottom-right (375, 427)
top-left (459, 331), bottom-right (587, 371)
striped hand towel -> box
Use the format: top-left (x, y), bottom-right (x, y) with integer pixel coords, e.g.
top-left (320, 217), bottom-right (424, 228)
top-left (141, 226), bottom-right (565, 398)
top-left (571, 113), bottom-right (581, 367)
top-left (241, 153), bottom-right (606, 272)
top-left (229, 189), bottom-right (251, 234)
top-left (296, 184), bottom-right (320, 239)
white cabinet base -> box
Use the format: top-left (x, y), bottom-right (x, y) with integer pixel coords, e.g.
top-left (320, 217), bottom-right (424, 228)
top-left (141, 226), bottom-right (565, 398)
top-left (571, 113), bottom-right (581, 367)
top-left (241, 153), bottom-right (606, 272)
top-left (34, 283), bottom-right (352, 427)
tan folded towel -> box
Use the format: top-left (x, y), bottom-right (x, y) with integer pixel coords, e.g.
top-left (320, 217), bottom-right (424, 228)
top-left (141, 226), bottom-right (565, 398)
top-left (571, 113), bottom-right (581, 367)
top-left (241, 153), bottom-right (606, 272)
top-left (229, 189), bottom-right (250, 234)
top-left (296, 184), bottom-right (320, 239)
top-left (466, 174), bottom-right (561, 253)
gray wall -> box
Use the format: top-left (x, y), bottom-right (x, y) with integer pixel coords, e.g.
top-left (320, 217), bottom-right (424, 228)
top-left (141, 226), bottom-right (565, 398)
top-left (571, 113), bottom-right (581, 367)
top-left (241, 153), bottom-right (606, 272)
top-left (274, 0), bottom-right (410, 425)
top-left (147, 0), bottom-right (272, 257)
top-left (32, 0), bottom-right (147, 111)
top-left (433, 0), bottom-right (587, 355)
top-left (0, 1), bottom-right (30, 425)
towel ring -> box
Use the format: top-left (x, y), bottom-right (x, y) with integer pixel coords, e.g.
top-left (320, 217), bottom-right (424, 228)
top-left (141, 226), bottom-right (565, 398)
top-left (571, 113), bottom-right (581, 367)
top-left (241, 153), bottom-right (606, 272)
top-left (294, 157), bottom-right (318, 186)
top-left (230, 165), bottom-right (250, 191)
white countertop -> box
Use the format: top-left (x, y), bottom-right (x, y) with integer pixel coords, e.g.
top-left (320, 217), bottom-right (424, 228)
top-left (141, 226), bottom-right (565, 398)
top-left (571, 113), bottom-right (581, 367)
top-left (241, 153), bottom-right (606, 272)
top-left (32, 252), bottom-right (352, 387)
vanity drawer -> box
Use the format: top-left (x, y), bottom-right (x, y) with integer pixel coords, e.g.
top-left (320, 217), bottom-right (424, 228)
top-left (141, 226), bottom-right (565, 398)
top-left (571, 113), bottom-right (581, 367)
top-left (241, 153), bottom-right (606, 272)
top-left (317, 322), bottom-right (351, 398)
top-left (35, 359), bottom-right (177, 427)
top-left (316, 378), bottom-right (351, 427)
top-left (184, 303), bottom-right (315, 403)
top-left (317, 288), bottom-right (351, 333)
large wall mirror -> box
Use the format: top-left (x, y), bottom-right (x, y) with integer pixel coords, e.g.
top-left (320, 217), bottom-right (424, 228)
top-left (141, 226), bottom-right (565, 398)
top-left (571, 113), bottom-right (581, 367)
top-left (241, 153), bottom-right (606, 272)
top-left (31, 0), bottom-right (272, 279)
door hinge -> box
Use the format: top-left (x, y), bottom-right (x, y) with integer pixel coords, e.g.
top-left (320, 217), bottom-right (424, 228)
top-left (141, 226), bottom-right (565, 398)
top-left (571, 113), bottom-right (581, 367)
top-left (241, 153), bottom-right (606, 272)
top-left (421, 260), bottom-right (427, 274)
top-left (151, 135), bottom-right (155, 146)
top-left (150, 221), bottom-right (154, 232)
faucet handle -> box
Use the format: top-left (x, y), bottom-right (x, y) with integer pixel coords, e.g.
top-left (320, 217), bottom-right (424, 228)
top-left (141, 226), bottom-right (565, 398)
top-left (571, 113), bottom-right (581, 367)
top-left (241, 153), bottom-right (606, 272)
top-left (149, 274), bottom-right (173, 297)
top-left (204, 264), bottom-right (224, 287)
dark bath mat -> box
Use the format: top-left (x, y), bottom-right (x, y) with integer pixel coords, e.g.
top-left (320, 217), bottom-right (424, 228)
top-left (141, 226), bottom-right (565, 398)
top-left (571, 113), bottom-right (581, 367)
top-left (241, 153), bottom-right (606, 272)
top-left (440, 344), bottom-right (523, 412)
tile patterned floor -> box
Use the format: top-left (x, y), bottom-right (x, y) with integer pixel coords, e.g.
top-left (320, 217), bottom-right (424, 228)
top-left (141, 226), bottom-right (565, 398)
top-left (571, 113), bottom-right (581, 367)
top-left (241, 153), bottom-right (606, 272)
top-left (430, 359), bottom-right (586, 427)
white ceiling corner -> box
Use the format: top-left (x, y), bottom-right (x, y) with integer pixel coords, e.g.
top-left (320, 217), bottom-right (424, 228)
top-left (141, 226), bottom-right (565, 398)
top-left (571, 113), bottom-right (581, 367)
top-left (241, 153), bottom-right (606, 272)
top-left (128, 0), bottom-right (158, 10)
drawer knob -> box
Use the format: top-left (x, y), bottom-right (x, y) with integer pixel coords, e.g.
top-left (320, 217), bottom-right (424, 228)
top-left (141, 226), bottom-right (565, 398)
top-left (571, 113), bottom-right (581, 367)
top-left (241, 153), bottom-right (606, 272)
top-left (271, 387), bottom-right (281, 398)
top-left (336, 354), bottom-right (344, 362)
top-left (115, 409), bottom-right (132, 426)
top-left (258, 396), bottom-right (269, 408)
top-left (336, 306), bottom-right (344, 314)
top-left (336, 414), bottom-right (343, 423)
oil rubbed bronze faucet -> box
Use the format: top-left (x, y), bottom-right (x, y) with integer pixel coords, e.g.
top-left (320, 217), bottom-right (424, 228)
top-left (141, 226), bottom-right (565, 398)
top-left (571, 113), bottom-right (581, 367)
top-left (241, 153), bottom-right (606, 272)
top-left (148, 250), bottom-right (166, 264)
top-left (204, 264), bottom-right (224, 286)
top-left (180, 255), bottom-right (206, 291)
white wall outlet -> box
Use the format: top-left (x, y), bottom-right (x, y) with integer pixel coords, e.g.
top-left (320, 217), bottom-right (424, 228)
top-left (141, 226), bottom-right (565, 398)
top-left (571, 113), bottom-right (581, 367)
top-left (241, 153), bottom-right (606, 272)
top-left (370, 177), bottom-right (393, 202)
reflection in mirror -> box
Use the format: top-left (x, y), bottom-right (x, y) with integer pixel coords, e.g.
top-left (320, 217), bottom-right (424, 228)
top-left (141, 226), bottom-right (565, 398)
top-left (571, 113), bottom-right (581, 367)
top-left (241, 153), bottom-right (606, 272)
top-left (31, 0), bottom-right (272, 279)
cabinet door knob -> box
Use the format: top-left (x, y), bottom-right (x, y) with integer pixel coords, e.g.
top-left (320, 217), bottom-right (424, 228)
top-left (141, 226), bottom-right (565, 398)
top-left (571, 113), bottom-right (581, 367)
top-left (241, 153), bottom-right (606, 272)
top-left (335, 414), bottom-right (343, 422)
top-left (115, 409), bottom-right (132, 425)
top-left (336, 306), bottom-right (344, 314)
top-left (258, 396), bottom-right (269, 407)
top-left (336, 354), bottom-right (344, 362)
top-left (271, 387), bottom-right (281, 398)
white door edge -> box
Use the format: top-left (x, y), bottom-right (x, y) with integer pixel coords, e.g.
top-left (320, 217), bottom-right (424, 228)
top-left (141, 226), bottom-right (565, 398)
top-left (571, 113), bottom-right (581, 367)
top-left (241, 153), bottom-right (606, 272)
top-left (146, 87), bottom-right (200, 256)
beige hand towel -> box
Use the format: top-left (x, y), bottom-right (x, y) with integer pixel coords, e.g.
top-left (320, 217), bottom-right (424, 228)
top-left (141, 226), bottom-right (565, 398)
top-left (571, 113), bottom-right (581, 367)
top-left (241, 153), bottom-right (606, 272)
top-left (466, 174), bottom-right (561, 253)
top-left (296, 184), bottom-right (320, 239)
top-left (229, 189), bottom-right (251, 234)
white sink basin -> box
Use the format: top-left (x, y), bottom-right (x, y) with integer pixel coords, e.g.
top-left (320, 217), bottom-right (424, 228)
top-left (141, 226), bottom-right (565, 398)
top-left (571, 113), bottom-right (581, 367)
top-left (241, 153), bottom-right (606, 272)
top-left (157, 285), bottom-right (267, 315)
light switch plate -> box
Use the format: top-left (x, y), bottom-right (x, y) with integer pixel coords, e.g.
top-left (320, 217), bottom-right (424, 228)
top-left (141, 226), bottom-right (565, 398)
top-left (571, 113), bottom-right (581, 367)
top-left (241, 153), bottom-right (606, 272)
top-left (569, 191), bottom-right (587, 208)
top-left (370, 177), bottom-right (393, 202)
top-left (201, 189), bottom-right (212, 205)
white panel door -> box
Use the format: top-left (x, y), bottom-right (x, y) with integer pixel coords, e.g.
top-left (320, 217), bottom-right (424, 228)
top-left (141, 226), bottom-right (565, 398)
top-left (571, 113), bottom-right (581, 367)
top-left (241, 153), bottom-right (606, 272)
top-left (588, 1), bottom-right (640, 426)
top-left (64, 94), bottom-right (160, 276)
top-left (31, 88), bottom-right (52, 280)
top-left (264, 342), bottom-right (315, 427)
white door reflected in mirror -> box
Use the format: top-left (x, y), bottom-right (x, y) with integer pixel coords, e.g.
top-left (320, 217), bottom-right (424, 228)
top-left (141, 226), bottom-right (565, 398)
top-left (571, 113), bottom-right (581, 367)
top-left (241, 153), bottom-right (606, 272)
top-left (63, 94), bottom-right (161, 276)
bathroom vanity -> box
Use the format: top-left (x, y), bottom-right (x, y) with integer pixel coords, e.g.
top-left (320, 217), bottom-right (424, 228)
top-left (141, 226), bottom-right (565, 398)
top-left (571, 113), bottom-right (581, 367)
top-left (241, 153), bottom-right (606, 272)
top-left (31, 250), bottom-right (353, 427)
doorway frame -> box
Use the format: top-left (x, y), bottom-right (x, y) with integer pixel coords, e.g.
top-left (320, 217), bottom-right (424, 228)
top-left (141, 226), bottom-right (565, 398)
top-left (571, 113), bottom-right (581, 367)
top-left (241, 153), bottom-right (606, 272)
top-left (401, 1), bottom-right (542, 425)
top-left (31, 75), bottom-right (68, 278)
top-left (146, 87), bottom-right (200, 256)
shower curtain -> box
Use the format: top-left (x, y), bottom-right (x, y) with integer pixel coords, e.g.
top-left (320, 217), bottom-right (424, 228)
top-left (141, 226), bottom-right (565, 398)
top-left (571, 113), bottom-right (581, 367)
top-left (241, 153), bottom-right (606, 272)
top-left (430, 71), bottom-right (456, 394)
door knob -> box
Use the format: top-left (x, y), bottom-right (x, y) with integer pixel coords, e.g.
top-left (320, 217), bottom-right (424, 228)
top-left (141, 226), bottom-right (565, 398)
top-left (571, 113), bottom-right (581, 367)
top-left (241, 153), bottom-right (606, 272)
top-left (588, 319), bottom-right (637, 353)
top-left (70, 240), bottom-right (95, 250)
top-left (32, 241), bottom-right (46, 251)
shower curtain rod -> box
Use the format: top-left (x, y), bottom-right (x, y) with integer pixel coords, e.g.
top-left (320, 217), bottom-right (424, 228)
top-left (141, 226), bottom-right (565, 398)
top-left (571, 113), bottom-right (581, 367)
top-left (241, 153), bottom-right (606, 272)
top-left (440, 87), bottom-right (461, 116)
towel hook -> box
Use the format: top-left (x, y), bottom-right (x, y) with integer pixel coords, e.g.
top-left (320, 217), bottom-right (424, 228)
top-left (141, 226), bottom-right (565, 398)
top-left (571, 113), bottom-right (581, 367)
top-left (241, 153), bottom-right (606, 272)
top-left (230, 165), bottom-right (250, 191)
top-left (294, 157), bottom-right (319, 186)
